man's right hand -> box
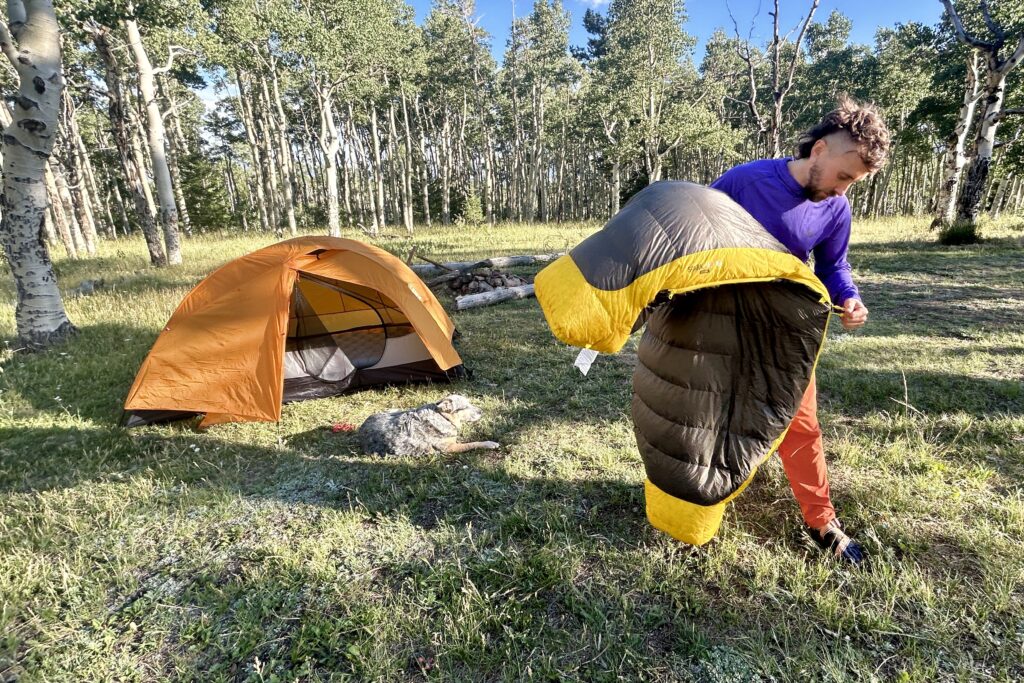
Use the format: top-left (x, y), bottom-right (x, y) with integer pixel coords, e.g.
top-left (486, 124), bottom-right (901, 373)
top-left (841, 298), bottom-right (868, 330)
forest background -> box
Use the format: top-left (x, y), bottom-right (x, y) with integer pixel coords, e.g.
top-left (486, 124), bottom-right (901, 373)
top-left (8, 0), bottom-right (1024, 276)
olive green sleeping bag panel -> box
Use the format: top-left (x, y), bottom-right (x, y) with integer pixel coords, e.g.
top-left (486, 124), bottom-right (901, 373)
top-left (633, 280), bottom-right (828, 506)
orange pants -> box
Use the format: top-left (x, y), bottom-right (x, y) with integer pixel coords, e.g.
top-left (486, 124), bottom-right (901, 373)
top-left (777, 376), bottom-right (835, 529)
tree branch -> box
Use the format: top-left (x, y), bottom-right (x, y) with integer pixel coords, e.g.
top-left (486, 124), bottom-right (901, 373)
top-left (771, 0), bottom-right (780, 94)
top-left (995, 107), bottom-right (1024, 121)
top-left (940, 0), bottom-right (997, 51)
top-left (727, 0), bottom-right (766, 135)
top-left (151, 45), bottom-right (191, 76)
top-left (998, 33), bottom-right (1024, 75)
top-left (993, 127), bottom-right (1022, 148)
top-left (159, 97), bottom-right (183, 122)
top-left (239, 37), bottom-right (272, 71)
top-left (6, 0), bottom-right (25, 39)
top-left (979, 0), bottom-right (1005, 43)
top-left (783, 0), bottom-right (820, 96)
top-left (0, 20), bottom-right (19, 69)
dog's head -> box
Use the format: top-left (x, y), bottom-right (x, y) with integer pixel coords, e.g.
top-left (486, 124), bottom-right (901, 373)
top-left (434, 394), bottom-right (483, 426)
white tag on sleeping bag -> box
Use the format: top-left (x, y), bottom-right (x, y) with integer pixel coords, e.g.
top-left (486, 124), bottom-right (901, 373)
top-left (574, 348), bottom-right (599, 376)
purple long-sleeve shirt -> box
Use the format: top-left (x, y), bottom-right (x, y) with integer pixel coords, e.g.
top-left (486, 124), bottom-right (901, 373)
top-left (710, 158), bottom-right (860, 304)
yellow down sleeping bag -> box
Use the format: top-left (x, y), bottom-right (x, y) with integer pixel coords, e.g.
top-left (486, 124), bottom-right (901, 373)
top-left (535, 181), bottom-right (834, 545)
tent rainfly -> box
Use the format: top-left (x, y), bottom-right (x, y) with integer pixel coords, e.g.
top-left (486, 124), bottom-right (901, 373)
top-left (123, 237), bottom-right (465, 428)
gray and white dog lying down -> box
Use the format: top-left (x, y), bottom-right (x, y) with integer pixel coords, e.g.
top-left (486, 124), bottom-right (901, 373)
top-left (358, 394), bottom-right (500, 456)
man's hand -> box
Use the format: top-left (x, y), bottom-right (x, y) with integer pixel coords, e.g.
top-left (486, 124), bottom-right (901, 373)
top-left (841, 298), bottom-right (868, 330)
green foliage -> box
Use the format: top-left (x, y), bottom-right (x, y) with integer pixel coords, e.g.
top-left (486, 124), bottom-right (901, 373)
top-left (869, 22), bottom-right (939, 136)
top-left (179, 153), bottom-right (234, 232)
top-left (939, 218), bottom-right (983, 244)
top-left (50, 0), bottom-right (1024, 242)
top-left (583, 0), bottom-right (734, 181)
top-left (424, 0), bottom-right (495, 106)
top-left (293, 204), bottom-right (328, 231)
top-left (457, 192), bottom-right (484, 226)
top-left (571, 8), bottom-right (608, 63)
top-left (423, 0), bottom-right (496, 182)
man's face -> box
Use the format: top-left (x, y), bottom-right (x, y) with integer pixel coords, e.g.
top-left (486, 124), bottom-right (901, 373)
top-left (804, 133), bottom-right (872, 202)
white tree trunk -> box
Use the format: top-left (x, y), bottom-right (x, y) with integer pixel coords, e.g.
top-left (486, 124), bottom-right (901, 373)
top-left (124, 18), bottom-right (181, 264)
top-left (236, 70), bottom-right (270, 233)
top-left (399, 91), bottom-right (416, 233)
top-left (369, 104), bottom-right (386, 231)
top-left (164, 95), bottom-right (192, 236)
top-left (52, 165), bottom-right (87, 254)
top-left (90, 25), bottom-right (164, 263)
top-left (269, 64), bottom-right (298, 236)
top-left (413, 95), bottom-right (432, 227)
top-left (941, 1), bottom-right (1024, 225)
top-left (0, 0), bottom-right (75, 347)
top-left (62, 92), bottom-right (99, 251)
top-left (44, 164), bottom-right (76, 259)
top-left (316, 85), bottom-right (342, 237)
top-left (254, 78), bottom-right (281, 235)
top-left (610, 161), bottom-right (621, 216)
top-left (990, 175), bottom-right (1009, 217)
top-left (958, 64), bottom-right (1011, 223)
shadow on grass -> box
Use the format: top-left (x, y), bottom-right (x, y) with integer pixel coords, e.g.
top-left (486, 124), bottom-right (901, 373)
top-left (1, 322), bottom-right (160, 425)
top-left (1, 423), bottom-right (726, 681)
top-left (817, 365), bottom-right (1023, 418)
top-left (0, 423), bottom-right (644, 541)
top-left (852, 279), bottom-right (1024, 341)
top-left (851, 234), bottom-right (1024, 255)
top-left (844, 235), bottom-right (1024, 339)
top-left (11, 422), bottom-right (1016, 680)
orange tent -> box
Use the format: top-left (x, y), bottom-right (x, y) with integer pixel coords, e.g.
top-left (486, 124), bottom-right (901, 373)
top-left (123, 237), bottom-right (464, 428)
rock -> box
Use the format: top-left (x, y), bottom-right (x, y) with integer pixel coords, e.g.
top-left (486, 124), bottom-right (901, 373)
top-left (479, 282), bottom-right (494, 292)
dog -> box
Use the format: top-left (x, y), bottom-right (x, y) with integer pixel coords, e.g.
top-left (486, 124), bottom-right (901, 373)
top-left (358, 394), bottom-right (500, 456)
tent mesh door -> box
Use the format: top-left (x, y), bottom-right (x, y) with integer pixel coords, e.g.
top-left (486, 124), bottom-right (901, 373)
top-left (288, 275), bottom-right (390, 383)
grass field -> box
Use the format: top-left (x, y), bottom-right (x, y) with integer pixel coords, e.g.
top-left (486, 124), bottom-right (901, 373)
top-left (1, 217), bottom-right (1023, 682)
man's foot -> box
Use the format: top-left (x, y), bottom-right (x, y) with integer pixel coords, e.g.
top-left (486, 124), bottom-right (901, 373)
top-left (807, 519), bottom-right (865, 566)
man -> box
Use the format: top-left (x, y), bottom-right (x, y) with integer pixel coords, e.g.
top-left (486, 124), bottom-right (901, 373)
top-left (710, 97), bottom-right (891, 564)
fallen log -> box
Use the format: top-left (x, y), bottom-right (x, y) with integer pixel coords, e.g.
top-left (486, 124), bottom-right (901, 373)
top-left (426, 260), bottom-right (491, 287)
top-left (410, 253), bottom-right (563, 276)
top-left (414, 253), bottom-right (456, 272)
top-left (454, 284), bottom-right (535, 311)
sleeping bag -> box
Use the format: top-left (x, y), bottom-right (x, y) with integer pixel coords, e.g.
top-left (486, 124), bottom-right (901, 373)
top-left (534, 181), bottom-right (834, 545)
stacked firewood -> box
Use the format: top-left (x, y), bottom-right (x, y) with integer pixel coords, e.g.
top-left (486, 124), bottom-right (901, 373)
top-left (447, 269), bottom-right (532, 295)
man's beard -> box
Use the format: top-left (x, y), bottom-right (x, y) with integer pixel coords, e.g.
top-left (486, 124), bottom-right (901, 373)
top-left (803, 163), bottom-right (832, 202)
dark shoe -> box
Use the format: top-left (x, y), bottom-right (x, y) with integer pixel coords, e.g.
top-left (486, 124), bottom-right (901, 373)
top-left (807, 519), bottom-right (865, 566)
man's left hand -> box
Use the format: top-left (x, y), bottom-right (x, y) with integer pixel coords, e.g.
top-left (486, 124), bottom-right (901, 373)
top-left (841, 298), bottom-right (868, 330)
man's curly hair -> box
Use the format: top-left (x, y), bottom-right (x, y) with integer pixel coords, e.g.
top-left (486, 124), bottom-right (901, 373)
top-left (795, 96), bottom-right (891, 171)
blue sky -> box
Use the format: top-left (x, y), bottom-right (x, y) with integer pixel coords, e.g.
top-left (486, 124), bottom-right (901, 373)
top-left (405, 0), bottom-right (946, 63)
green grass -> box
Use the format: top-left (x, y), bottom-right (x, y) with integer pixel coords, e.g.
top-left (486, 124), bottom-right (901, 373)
top-left (1, 218), bottom-right (1023, 681)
